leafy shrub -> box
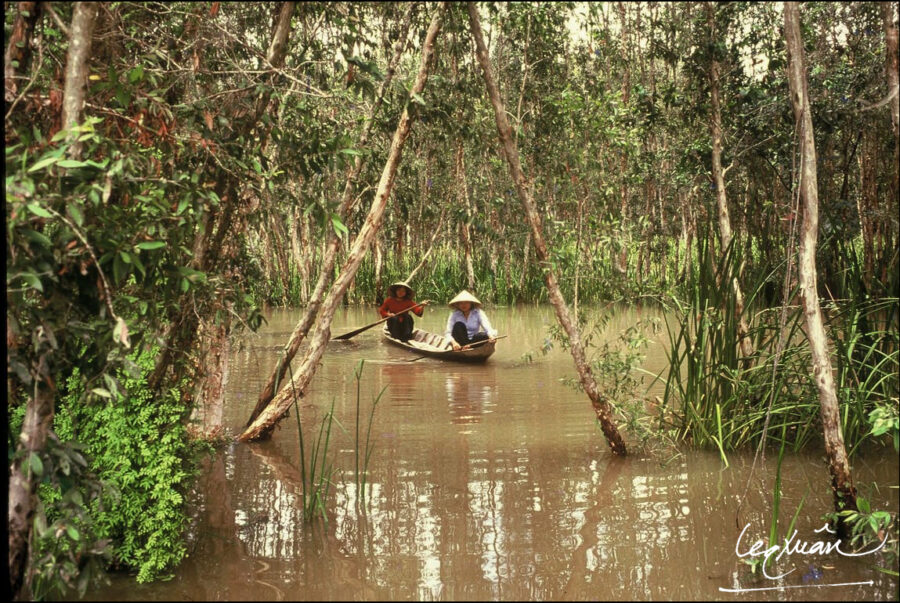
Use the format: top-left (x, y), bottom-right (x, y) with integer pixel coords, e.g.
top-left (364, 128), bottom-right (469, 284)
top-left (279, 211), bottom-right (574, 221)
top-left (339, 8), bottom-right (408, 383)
top-left (53, 347), bottom-right (208, 583)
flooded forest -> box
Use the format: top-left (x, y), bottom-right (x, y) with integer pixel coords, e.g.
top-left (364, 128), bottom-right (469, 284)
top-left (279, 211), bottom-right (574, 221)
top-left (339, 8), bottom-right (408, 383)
top-left (5, 1), bottom-right (899, 601)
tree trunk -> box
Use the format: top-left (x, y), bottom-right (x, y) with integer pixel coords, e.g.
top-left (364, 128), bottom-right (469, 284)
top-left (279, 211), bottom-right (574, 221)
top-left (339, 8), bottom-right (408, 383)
top-left (881, 1), bottom-right (899, 291)
top-left (250, 2), bottom-right (295, 127)
top-left (518, 230), bottom-right (531, 298)
top-left (784, 1), bottom-right (857, 521)
top-left (456, 140), bottom-right (476, 290)
top-left (706, 2), bottom-right (754, 360)
top-left (10, 7), bottom-right (99, 593)
top-left (240, 3), bottom-right (447, 441)
top-left (246, 4), bottom-right (415, 427)
top-left (467, 2), bottom-right (626, 456)
top-left (8, 358), bottom-right (55, 600)
top-left (883, 2), bottom-right (899, 199)
top-left (615, 1), bottom-right (630, 277)
top-left (4, 1), bottom-right (41, 103)
top-left (289, 205), bottom-right (305, 302)
top-left (857, 131), bottom-right (878, 294)
top-left (148, 2), bottom-right (297, 395)
top-left (406, 204), bottom-right (446, 283)
top-left (61, 1), bottom-right (99, 159)
top-left (374, 235), bottom-right (384, 303)
top-left (188, 315), bottom-right (231, 440)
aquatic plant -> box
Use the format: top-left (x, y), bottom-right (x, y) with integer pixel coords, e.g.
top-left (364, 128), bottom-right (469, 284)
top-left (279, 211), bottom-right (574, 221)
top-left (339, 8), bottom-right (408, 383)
top-left (288, 363), bottom-right (337, 522)
top-left (353, 359), bottom-right (386, 505)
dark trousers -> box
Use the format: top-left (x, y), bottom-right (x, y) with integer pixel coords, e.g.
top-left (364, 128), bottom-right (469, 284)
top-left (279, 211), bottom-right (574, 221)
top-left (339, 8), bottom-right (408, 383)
top-left (451, 321), bottom-right (489, 346)
top-left (387, 315), bottom-right (414, 341)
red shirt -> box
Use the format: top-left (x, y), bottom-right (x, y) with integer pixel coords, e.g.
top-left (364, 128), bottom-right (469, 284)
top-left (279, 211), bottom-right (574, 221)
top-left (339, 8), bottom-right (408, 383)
top-left (378, 297), bottom-right (424, 320)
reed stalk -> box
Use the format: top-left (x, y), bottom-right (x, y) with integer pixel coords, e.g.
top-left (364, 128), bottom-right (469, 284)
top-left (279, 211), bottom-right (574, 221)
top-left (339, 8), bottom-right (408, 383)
top-left (352, 359), bottom-right (386, 505)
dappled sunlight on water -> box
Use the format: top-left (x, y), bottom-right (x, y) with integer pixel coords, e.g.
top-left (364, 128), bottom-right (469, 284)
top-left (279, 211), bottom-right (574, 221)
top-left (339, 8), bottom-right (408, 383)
top-left (77, 305), bottom-right (899, 601)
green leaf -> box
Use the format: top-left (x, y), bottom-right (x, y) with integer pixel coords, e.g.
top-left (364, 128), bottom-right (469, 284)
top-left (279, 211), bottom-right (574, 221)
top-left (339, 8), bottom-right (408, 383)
top-left (91, 387), bottom-right (112, 398)
top-left (113, 252), bottom-right (127, 283)
top-left (857, 496), bottom-right (871, 514)
top-left (131, 253), bottom-right (146, 277)
top-left (135, 241), bottom-right (166, 250)
top-left (29, 452), bottom-right (43, 476)
top-left (177, 267), bottom-right (207, 282)
top-left (67, 202), bottom-right (84, 227)
top-left (66, 525), bottom-right (81, 541)
top-left (24, 229), bottom-right (53, 248)
top-left (331, 214), bottom-right (349, 237)
top-left (33, 513), bottom-right (47, 537)
top-left (338, 148), bottom-right (362, 156)
top-left (58, 159), bottom-right (88, 168)
top-left (128, 65), bottom-right (144, 84)
top-left (51, 128), bottom-right (71, 142)
top-left (26, 203), bottom-right (52, 218)
top-left (19, 272), bottom-right (43, 291)
top-left (116, 87), bottom-right (131, 108)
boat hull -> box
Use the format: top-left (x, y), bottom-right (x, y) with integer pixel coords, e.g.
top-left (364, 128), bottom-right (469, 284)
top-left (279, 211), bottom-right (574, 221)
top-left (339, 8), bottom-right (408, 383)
top-left (382, 328), bottom-right (496, 363)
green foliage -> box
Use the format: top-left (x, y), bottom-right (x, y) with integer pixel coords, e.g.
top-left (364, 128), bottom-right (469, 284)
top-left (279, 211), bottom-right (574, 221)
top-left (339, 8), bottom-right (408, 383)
top-left (825, 490), bottom-right (899, 573)
top-left (53, 348), bottom-right (207, 583)
top-left (16, 432), bottom-right (112, 601)
top-left (546, 306), bottom-right (675, 455)
top-left (868, 404), bottom-right (900, 453)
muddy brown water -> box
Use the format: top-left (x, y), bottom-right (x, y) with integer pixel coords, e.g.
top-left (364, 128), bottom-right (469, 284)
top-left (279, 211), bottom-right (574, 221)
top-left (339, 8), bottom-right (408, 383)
top-left (75, 305), bottom-right (898, 601)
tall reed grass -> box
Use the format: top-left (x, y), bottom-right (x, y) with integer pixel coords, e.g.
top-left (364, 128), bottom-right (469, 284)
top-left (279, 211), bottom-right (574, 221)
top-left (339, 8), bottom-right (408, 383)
top-left (662, 231), bottom-right (899, 457)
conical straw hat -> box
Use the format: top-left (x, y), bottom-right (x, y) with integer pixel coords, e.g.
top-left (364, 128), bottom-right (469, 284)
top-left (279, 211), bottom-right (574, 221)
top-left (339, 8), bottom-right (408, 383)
top-left (388, 281), bottom-right (414, 298)
top-left (448, 290), bottom-right (482, 309)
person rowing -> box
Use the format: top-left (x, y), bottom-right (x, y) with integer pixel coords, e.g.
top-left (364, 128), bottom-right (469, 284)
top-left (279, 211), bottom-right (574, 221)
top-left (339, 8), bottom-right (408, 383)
top-left (378, 281), bottom-right (427, 342)
top-left (444, 290), bottom-right (497, 351)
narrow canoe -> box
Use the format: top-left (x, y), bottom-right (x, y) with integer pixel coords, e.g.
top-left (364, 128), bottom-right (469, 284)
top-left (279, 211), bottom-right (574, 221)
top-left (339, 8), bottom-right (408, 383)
top-left (381, 327), bottom-right (496, 363)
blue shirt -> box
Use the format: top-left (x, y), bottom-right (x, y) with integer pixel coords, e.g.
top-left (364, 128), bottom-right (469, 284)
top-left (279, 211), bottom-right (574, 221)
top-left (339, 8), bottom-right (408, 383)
top-left (445, 308), bottom-right (497, 340)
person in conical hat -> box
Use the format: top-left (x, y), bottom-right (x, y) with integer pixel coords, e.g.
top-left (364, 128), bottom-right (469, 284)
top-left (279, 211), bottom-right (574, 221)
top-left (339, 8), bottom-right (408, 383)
top-left (378, 281), bottom-right (427, 342)
top-left (445, 290), bottom-right (497, 351)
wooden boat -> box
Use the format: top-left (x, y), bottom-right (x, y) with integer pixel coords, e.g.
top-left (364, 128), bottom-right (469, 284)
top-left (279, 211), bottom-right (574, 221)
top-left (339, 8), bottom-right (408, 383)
top-left (381, 327), bottom-right (496, 363)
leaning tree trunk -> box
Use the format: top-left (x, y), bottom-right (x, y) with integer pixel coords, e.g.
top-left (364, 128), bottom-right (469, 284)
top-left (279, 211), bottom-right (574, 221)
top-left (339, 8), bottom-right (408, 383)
top-left (706, 2), bottom-right (754, 360)
top-left (240, 3), bottom-right (447, 441)
top-left (245, 3), bottom-right (416, 427)
top-left (467, 2), bottom-right (626, 456)
top-left (784, 1), bottom-right (857, 522)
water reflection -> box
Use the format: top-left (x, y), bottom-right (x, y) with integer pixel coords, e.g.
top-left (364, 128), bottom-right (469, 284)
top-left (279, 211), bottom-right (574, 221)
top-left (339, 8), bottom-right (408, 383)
top-left (77, 306), bottom-right (899, 601)
top-left (444, 365), bottom-right (497, 425)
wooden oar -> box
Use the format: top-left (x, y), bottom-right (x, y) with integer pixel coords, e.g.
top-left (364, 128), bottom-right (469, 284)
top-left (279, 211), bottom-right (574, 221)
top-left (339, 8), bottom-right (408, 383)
top-left (407, 335), bottom-right (507, 362)
top-left (331, 301), bottom-right (429, 341)
top-left (460, 334), bottom-right (507, 350)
